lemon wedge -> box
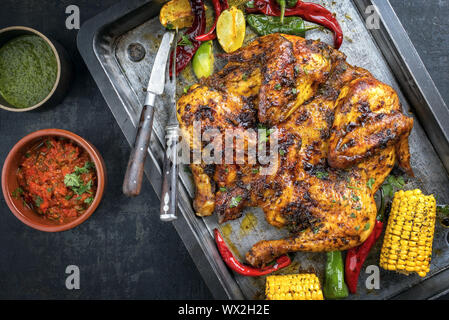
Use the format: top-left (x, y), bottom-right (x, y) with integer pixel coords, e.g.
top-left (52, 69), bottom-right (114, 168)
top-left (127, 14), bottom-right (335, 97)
top-left (216, 6), bottom-right (246, 53)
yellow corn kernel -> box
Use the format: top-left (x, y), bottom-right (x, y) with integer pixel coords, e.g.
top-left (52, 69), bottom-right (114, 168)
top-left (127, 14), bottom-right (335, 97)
top-left (380, 189), bottom-right (436, 278)
top-left (265, 274), bottom-right (324, 300)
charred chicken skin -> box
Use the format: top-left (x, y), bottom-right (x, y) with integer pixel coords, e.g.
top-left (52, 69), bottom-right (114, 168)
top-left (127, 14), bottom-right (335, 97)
top-left (177, 34), bottom-right (414, 268)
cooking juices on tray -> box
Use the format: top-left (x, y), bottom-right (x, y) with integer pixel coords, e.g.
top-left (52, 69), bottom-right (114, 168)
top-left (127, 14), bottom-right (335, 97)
top-left (13, 137), bottom-right (97, 223)
top-left (0, 35), bottom-right (58, 109)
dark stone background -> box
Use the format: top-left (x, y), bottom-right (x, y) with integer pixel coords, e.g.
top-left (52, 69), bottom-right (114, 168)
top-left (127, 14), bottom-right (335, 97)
top-left (0, 0), bottom-right (448, 299)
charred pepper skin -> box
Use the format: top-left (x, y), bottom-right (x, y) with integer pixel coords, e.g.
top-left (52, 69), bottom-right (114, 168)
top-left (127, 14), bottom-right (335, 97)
top-left (345, 189), bottom-right (386, 294)
top-left (195, 0), bottom-right (229, 41)
top-left (170, 0), bottom-right (206, 76)
top-left (214, 228), bottom-right (292, 276)
top-left (246, 14), bottom-right (316, 37)
top-left (246, 0), bottom-right (343, 49)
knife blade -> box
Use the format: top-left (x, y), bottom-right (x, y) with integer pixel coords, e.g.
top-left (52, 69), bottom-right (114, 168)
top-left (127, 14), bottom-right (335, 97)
top-left (123, 32), bottom-right (175, 197)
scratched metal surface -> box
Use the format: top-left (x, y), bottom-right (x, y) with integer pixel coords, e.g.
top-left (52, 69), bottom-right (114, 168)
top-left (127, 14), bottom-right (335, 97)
top-left (100, 0), bottom-right (449, 299)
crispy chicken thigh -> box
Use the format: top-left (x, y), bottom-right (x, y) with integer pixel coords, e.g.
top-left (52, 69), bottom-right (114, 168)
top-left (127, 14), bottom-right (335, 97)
top-left (177, 34), bottom-right (414, 267)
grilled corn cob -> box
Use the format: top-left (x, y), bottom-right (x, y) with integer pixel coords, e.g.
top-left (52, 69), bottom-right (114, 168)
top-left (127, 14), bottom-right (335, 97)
top-left (265, 273), bottom-right (324, 300)
top-left (380, 189), bottom-right (436, 277)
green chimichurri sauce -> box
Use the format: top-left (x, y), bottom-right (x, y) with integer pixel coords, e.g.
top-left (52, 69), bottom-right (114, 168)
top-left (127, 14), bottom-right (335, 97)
top-left (0, 35), bottom-right (58, 109)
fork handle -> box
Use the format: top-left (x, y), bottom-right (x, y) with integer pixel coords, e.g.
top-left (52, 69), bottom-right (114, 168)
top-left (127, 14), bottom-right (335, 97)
top-left (123, 103), bottom-right (155, 197)
top-left (160, 125), bottom-right (179, 221)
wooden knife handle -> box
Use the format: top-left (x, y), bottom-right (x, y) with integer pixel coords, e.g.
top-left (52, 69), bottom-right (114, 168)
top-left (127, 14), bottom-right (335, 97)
top-left (123, 104), bottom-right (155, 197)
top-left (160, 126), bottom-right (179, 221)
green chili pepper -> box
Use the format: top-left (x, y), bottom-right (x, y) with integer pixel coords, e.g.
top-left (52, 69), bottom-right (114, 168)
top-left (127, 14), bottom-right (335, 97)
top-left (323, 251), bottom-right (349, 299)
top-left (246, 14), bottom-right (317, 37)
top-left (192, 40), bottom-right (214, 79)
top-left (275, 0), bottom-right (298, 23)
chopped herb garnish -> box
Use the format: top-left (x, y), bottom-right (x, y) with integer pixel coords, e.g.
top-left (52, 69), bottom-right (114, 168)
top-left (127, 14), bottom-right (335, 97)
top-left (355, 206), bottom-right (362, 211)
top-left (355, 226), bottom-right (360, 231)
top-left (367, 178), bottom-right (375, 190)
top-left (84, 197), bottom-right (94, 205)
top-left (303, 67), bottom-right (309, 75)
top-left (229, 196), bottom-right (242, 208)
top-left (315, 171), bottom-right (329, 179)
top-left (350, 213), bottom-right (357, 218)
top-left (252, 168), bottom-right (259, 174)
top-left (242, 73), bottom-right (249, 81)
top-left (294, 65), bottom-right (301, 73)
top-left (347, 185), bottom-right (361, 190)
top-left (279, 149), bottom-right (286, 156)
top-left (183, 85), bottom-right (192, 94)
top-left (219, 187), bottom-right (227, 192)
top-left (351, 193), bottom-right (360, 202)
top-left (65, 194), bottom-right (73, 200)
top-left (364, 222), bottom-right (371, 231)
top-left (246, 0), bottom-right (255, 8)
top-left (291, 88), bottom-right (297, 95)
top-left (274, 83), bottom-right (282, 90)
top-left (178, 34), bottom-right (193, 47)
top-left (34, 196), bottom-right (43, 208)
top-left (11, 187), bottom-right (23, 198)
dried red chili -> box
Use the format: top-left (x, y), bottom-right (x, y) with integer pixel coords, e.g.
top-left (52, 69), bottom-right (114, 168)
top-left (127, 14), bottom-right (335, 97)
top-left (214, 228), bottom-right (291, 276)
top-left (345, 189), bottom-right (386, 293)
top-left (195, 0), bottom-right (229, 41)
top-left (170, 0), bottom-right (207, 76)
top-left (246, 0), bottom-right (343, 49)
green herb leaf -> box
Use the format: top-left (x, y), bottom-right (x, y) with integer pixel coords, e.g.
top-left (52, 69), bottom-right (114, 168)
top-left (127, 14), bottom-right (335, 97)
top-left (315, 171), bottom-right (329, 179)
top-left (34, 196), bottom-right (43, 208)
top-left (364, 222), bottom-right (371, 231)
top-left (350, 213), bottom-right (356, 218)
top-left (229, 196), bottom-right (242, 208)
top-left (246, 0), bottom-right (255, 8)
top-left (65, 194), bottom-right (73, 200)
top-left (84, 197), bottom-right (94, 205)
top-left (279, 149), bottom-right (286, 156)
top-left (11, 187), bottom-right (23, 198)
top-left (178, 34), bottom-right (193, 47)
top-left (219, 187), bottom-right (227, 192)
top-left (64, 173), bottom-right (81, 188)
top-left (274, 83), bottom-right (282, 90)
top-left (367, 178), bottom-right (375, 190)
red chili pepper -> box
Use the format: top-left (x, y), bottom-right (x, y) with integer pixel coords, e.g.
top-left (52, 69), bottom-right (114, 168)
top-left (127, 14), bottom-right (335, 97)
top-left (246, 0), bottom-right (343, 49)
top-left (345, 189), bottom-right (386, 294)
top-left (195, 0), bottom-right (229, 41)
top-left (214, 228), bottom-right (291, 276)
top-left (170, 0), bottom-right (206, 76)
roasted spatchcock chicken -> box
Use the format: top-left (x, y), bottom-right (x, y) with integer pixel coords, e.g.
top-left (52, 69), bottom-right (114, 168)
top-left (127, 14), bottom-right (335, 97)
top-left (177, 34), bottom-right (414, 267)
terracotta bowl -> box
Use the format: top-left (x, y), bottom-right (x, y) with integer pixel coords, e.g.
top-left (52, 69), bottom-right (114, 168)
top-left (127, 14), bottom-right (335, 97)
top-left (1, 129), bottom-right (106, 232)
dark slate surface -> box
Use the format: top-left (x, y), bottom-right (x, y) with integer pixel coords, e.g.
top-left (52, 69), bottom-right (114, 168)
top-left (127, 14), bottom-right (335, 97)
top-left (0, 0), bottom-right (448, 299)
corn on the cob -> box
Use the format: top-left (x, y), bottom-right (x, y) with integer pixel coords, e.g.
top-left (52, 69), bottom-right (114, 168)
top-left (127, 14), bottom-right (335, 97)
top-left (265, 273), bottom-right (324, 300)
top-left (380, 189), bottom-right (436, 277)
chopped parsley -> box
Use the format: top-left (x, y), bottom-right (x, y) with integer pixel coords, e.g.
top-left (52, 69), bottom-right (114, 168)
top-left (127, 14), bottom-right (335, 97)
top-left (229, 196), bottom-right (242, 208)
top-left (219, 187), bottom-right (227, 192)
top-left (367, 178), bottom-right (375, 190)
top-left (252, 168), bottom-right (260, 174)
top-left (246, 0), bottom-right (255, 8)
top-left (364, 222), bottom-right (371, 231)
top-left (315, 171), bottom-right (329, 179)
top-left (84, 197), bottom-right (94, 205)
top-left (178, 35), bottom-right (193, 47)
top-left (382, 175), bottom-right (406, 197)
top-left (279, 149), bottom-right (286, 156)
top-left (11, 187), bottom-right (23, 199)
top-left (34, 196), bottom-right (43, 208)
top-left (183, 85), bottom-right (192, 94)
top-left (351, 193), bottom-right (360, 202)
top-left (274, 83), bottom-right (282, 90)
top-left (350, 213), bottom-right (357, 218)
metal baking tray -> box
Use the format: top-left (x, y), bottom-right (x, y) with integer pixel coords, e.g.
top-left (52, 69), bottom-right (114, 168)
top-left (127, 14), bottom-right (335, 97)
top-left (78, 0), bottom-right (449, 299)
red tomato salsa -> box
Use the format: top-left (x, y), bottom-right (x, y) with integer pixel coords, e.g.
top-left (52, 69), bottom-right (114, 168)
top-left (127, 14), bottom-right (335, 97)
top-left (15, 137), bottom-right (97, 223)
